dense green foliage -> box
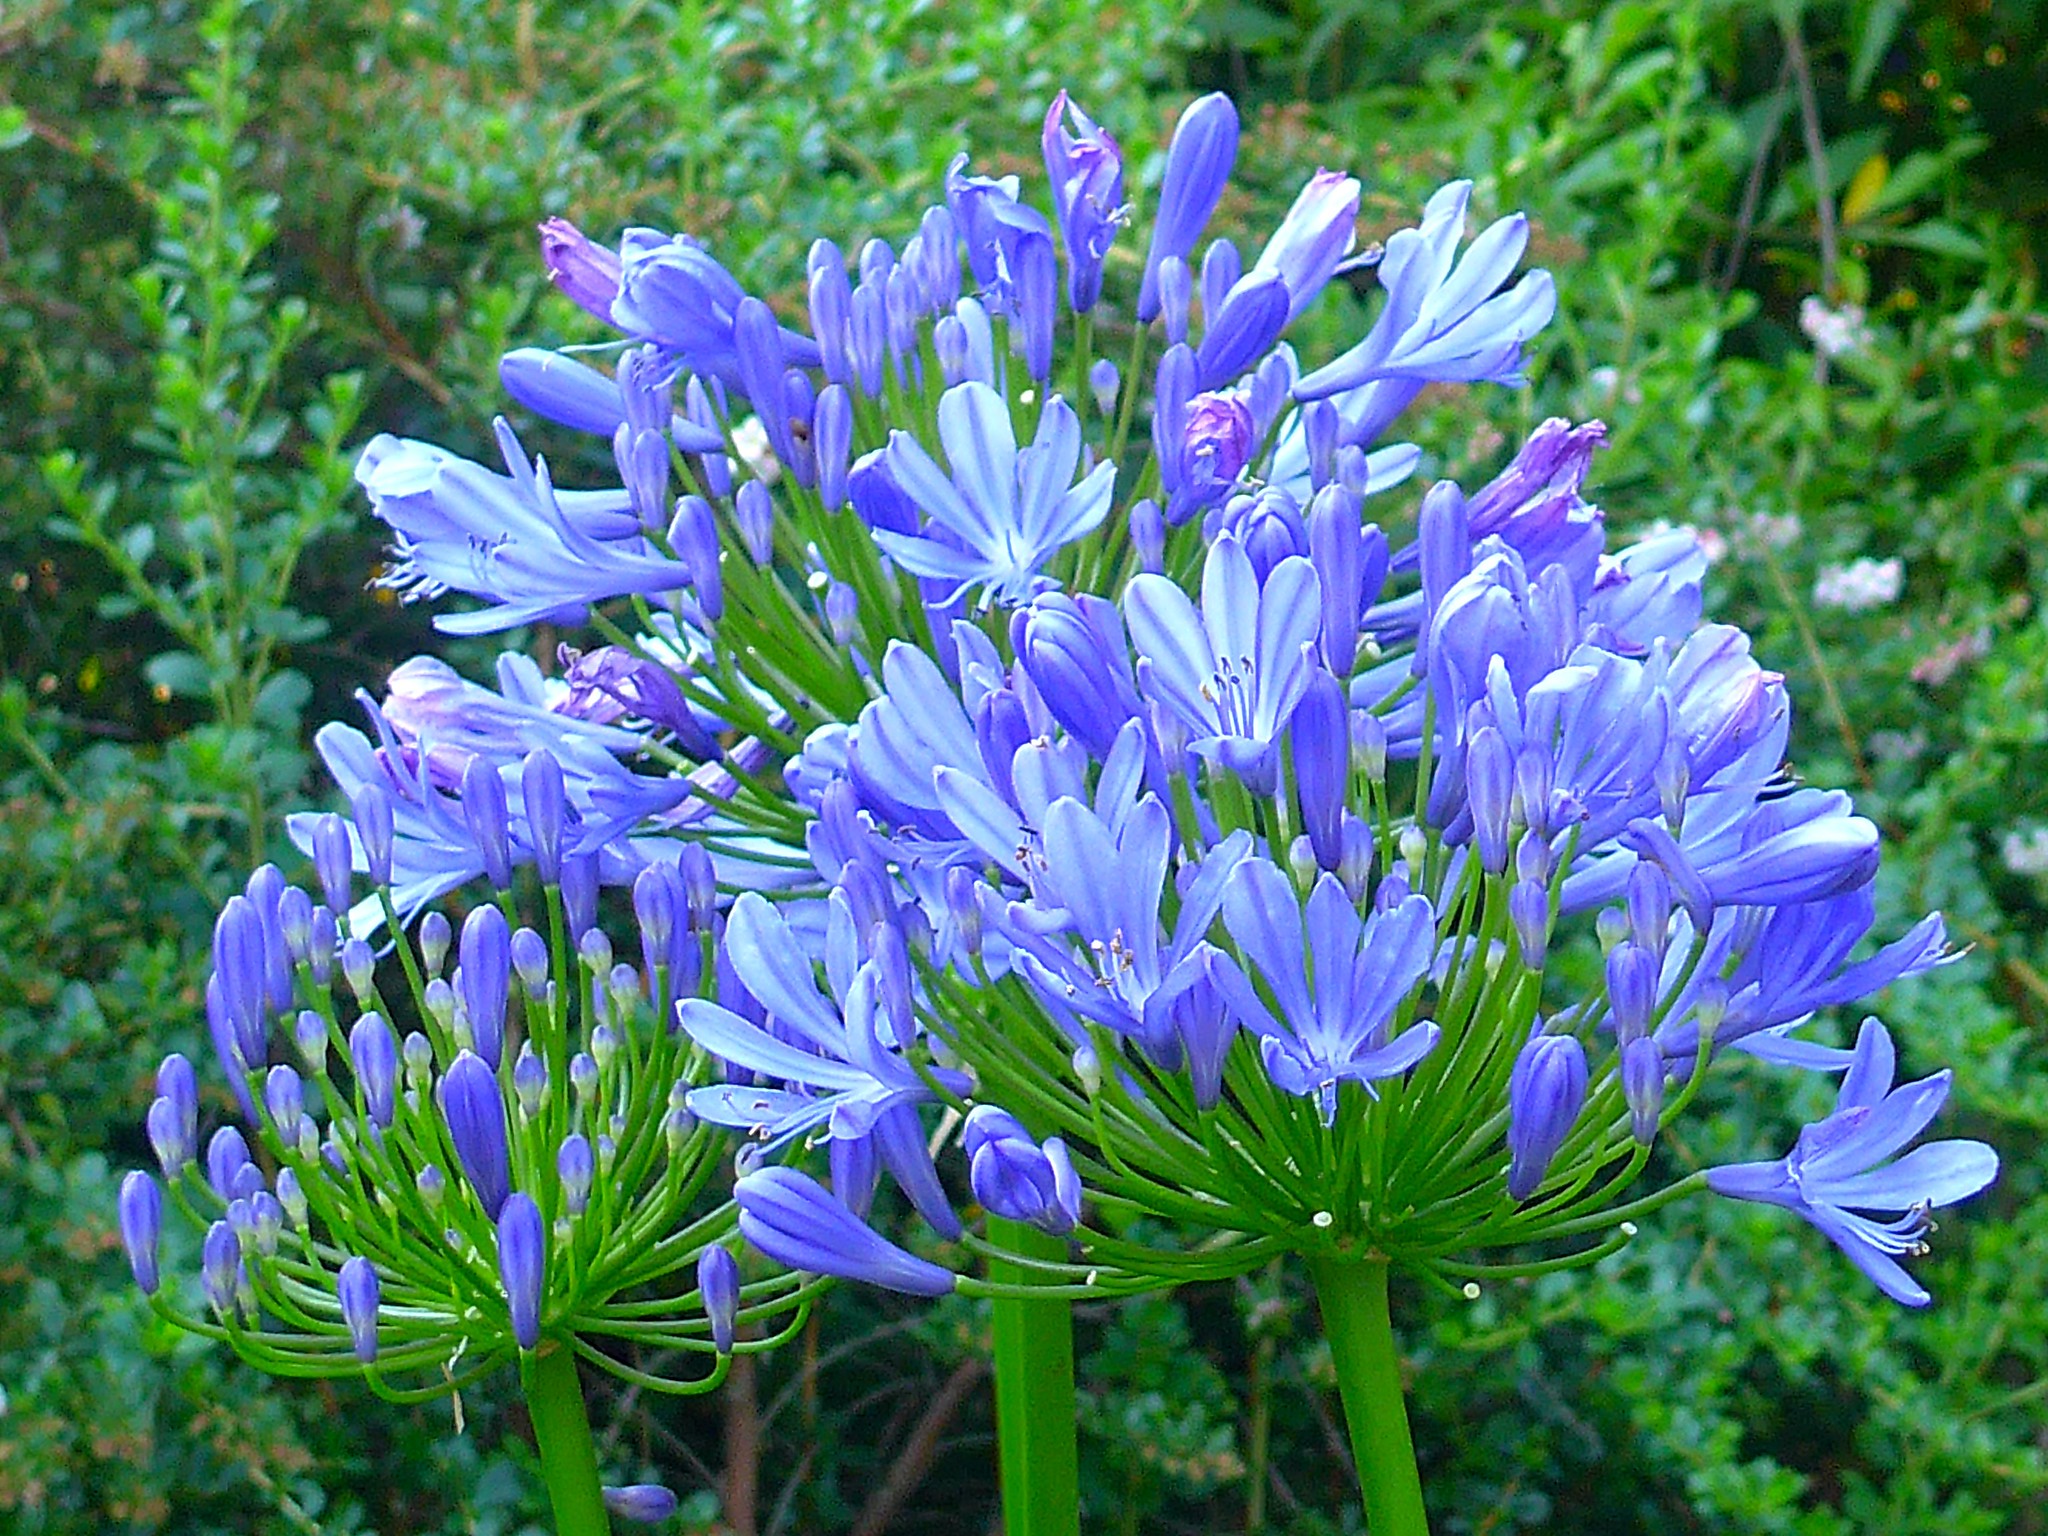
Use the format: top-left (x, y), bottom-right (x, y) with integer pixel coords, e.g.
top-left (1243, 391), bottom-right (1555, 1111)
top-left (1, 0), bottom-right (2042, 1530)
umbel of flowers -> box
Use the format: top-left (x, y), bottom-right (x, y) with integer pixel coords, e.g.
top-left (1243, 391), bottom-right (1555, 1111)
top-left (121, 90), bottom-right (1997, 1535)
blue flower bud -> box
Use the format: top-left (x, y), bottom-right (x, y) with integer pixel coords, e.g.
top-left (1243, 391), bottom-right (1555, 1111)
top-left (1129, 497), bottom-right (1166, 573)
top-left (634, 864), bottom-right (678, 968)
top-left (1513, 746), bottom-right (1554, 840)
top-left (1467, 726), bottom-right (1514, 875)
top-left (438, 1050), bottom-right (511, 1219)
top-left (201, 1220), bottom-right (242, 1317)
top-left (1622, 1036), bottom-right (1666, 1145)
top-left (578, 927), bottom-right (614, 977)
top-left (1626, 862), bottom-right (1672, 962)
top-left (1292, 670), bottom-right (1348, 872)
top-left (342, 937), bottom-right (376, 1003)
top-left (402, 1030), bottom-right (433, 1087)
top-left (155, 1053), bottom-right (197, 1149)
top-left (1302, 399), bottom-right (1340, 489)
top-left (1158, 254), bottom-right (1192, 345)
top-left (932, 313), bottom-right (971, 386)
top-left (461, 758), bottom-right (512, 891)
top-left (458, 905), bottom-right (512, 1070)
top-left (308, 905), bottom-right (337, 984)
top-left (338, 1011), bottom-right (392, 1129)
top-left (1200, 236), bottom-right (1242, 327)
top-left (207, 1125), bottom-right (253, 1202)
top-left (292, 1010), bottom-right (326, 1073)
top-left (1197, 274), bottom-right (1288, 389)
top-left (1506, 1032), bottom-right (1588, 1200)
top-left (1338, 816), bottom-right (1376, 903)
top-left (1088, 358), bottom-right (1120, 416)
top-left (965, 1106), bottom-right (1083, 1237)
top-left (809, 239), bottom-right (853, 384)
top-left (247, 864), bottom-right (296, 1016)
top-left (512, 926), bottom-right (550, 997)
top-left (1307, 484), bottom-right (1364, 673)
top-left (1139, 93), bottom-right (1239, 322)
top-left (698, 1245), bottom-right (740, 1354)
top-left (212, 896), bottom-right (269, 1070)
top-left (230, 1161), bottom-right (265, 1203)
top-left (338, 1256), bottom-right (380, 1363)
top-left (120, 1171), bottom-right (162, 1295)
top-left (1605, 942), bottom-right (1659, 1045)
top-left (425, 978), bottom-right (459, 1041)
top-left (942, 866), bottom-right (983, 958)
top-left (1248, 344), bottom-right (1297, 438)
top-left (278, 884), bottom-right (315, 964)
top-left (1509, 879), bottom-right (1550, 969)
top-left (604, 1485), bottom-right (681, 1525)
top-left (829, 1134), bottom-right (881, 1220)
top-left (570, 1052), bottom-right (599, 1108)
top-left (250, 1190), bottom-right (284, 1256)
top-left (814, 384), bottom-right (853, 512)
top-left (824, 581), bottom-right (859, 646)
top-left (264, 1066), bottom-right (304, 1146)
top-left (561, 851), bottom-right (600, 941)
top-left (734, 478), bottom-right (776, 568)
top-left (1595, 907), bottom-right (1629, 954)
top-left (591, 1024), bottom-right (621, 1075)
top-left (678, 843), bottom-right (717, 932)
top-left (521, 750), bottom-right (566, 885)
top-left (1351, 709), bottom-right (1387, 782)
top-left (849, 282), bottom-right (887, 396)
top-left (146, 1097), bottom-right (190, 1175)
top-left (500, 346), bottom-right (625, 435)
top-left (498, 1192), bottom-right (546, 1350)
top-left (416, 1163), bottom-right (446, 1209)
top-left (558, 1133), bottom-right (594, 1215)
top-left (350, 781), bottom-right (395, 887)
top-left (419, 911), bottom-right (452, 976)
top-left (668, 495), bottom-right (724, 623)
top-left (1514, 829), bottom-right (1551, 886)
top-left (309, 813), bottom-right (354, 917)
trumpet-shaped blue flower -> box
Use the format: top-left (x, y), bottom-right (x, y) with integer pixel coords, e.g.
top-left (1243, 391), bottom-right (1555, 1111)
top-left (872, 382), bottom-right (1117, 607)
top-left (356, 420), bottom-right (687, 634)
top-left (1216, 861), bottom-right (1440, 1119)
top-left (1126, 532), bottom-right (1321, 792)
top-left (736, 1166), bottom-right (956, 1296)
top-left (1296, 180), bottom-right (1556, 400)
top-left (1707, 1018), bottom-right (1997, 1305)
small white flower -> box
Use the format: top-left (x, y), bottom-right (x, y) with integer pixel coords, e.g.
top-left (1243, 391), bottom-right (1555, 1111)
top-left (1813, 556), bottom-right (1903, 613)
top-left (2000, 826), bottom-right (2048, 878)
top-left (731, 416), bottom-right (780, 485)
top-left (1799, 296), bottom-right (1872, 359)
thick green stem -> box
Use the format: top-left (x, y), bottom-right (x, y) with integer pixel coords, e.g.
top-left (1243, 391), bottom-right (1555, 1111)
top-left (1308, 1256), bottom-right (1430, 1536)
top-left (524, 1342), bottom-right (613, 1536)
top-left (988, 1219), bottom-right (1081, 1536)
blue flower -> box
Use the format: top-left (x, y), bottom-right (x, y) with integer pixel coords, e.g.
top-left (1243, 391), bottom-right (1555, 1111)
top-left (1138, 93), bottom-right (1239, 323)
top-left (872, 382), bottom-right (1117, 608)
top-left (1127, 532), bottom-right (1321, 792)
top-left (356, 421), bottom-right (689, 634)
top-left (608, 228), bottom-right (820, 387)
top-left (1707, 1018), bottom-right (1997, 1305)
top-left (736, 1166), bottom-right (956, 1296)
top-left (1042, 92), bottom-right (1126, 314)
top-left (1296, 180), bottom-right (1555, 401)
top-left (1215, 860), bottom-right (1440, 1119)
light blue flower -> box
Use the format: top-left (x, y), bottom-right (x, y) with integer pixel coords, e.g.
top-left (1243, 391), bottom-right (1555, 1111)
top-left (873, 381), bottom-right (1116, 607)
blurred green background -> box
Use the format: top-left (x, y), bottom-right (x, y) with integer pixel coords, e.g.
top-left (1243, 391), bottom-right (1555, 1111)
top-left (2, 0), bottom-right (2044, 1530)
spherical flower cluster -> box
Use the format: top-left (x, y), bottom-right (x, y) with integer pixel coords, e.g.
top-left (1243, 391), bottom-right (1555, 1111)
top-left (124, 87), bottom-right (1996, 1532)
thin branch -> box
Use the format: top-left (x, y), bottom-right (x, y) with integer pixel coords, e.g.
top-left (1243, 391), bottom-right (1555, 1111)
top-left (850, 1356), bottom-right (989, 1536)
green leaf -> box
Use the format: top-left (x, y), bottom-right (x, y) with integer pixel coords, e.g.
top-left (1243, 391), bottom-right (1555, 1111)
top-left (251, 669), bottom-right (312, 727)
top-left (142, 651), bottom-right (213, 699)
top-left (1848, 0), bottom-right (1909, 100)
top-left (0, 105), bottom-right (29, 151)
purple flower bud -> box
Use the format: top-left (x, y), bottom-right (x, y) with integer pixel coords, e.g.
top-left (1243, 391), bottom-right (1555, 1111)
top-left (1043, 91), bottom-right (1125, 313)
top-left (1509, 879), bottom-right (1550, 969)
top-left (350, 1011), bottom-right (398, 1128)
top-left (963, 1106), bottom-right (1082, 1236)
top-left (814, 384), bottom-right (853, 512)
top-left (735, 479), bottom-right (775, 566)
top-left (230, 1161), bottom-right (265, 1203)
top-left (1129, 497), bottom-right (1166, 573)
top-left (306, 905), bottom-right (337, 985)
top-left (1506, 1032), bottom-right (1588, 1200)
top-left (1013, 233), bottom-right (1058, 383)
top-left (249, 1190), bottom-right (284, 1255)
top-left (1605, 942), bottom-right (1659, 1045)
top-left (207, 1125), bottom-right (253, 1202)
top-left (1302, 399), bottom-right (1340, 489)
top-left (338, 1255), bottom-right (380, 1363)
top-left (458, 905), bottom-right (512, 1070)
top-left (677, 843), bottom-right (718, 932)
top-left (509, 1045), bottom-right (545, 1119)
top-left (1621, 1036), bottom-right (1665, 1145)
top-left (697, 1244), bottom-right (740, 1354)
top-left (201, 1220), bottom-right (242, 1316)
top-left (1158, 254), bottom-right (1192, 344)
top-left (591, 1023), bottom-right (621, 1075)
top-left (1514, 746), bottom-right (1555, 841)
top-left (276, 1166), bottom-right (306, 1227)
top-left (439, 1050), bottom-right (511, 1219)
top-left (634, 863), bottom-right (679, 973)
top-left (920, 205), bottom-right (962, 309)
top-left (570, 1052), bottom-right (599, 1106)
top-left (305, 815), bottom-right (351, 921)
top-left (604, 1486), bottom-right (681, 1525)
top-left (561, 851), bottom-right (600, 941)
top-left (1089, 358), bottom-right (1120, 416)
top-left (942, 865), bottom-right (984, 958)
top-left (1596, 908), bottom-right (1629, 953)
top-left (342, 936), bottom-right (376, 1003)
top-left (497, 1191), bottom-right (546, 1350)
top-left (264, 1065), bottom-right (304, 1146)
top-left (1338, 816), bottom-right (1375, 902)
top-left (1177, 392), bottom-right (1255, 516)
top-left (119, 1171), bottom-right (162, 1294)
top-left (1292, 670), bottom-right (1348, 872)
top-left (932, 313), bottom-right (971, 386)
top-left (418, 911), bottom-right (452, 977)
top-left (848, 282), bottom-right (887, 397)
top-left (1139, 93), bottom-right (1239, 322)
top-left (538, 217), bottom-right (621, 322)
top-left (1466, 726), bottom-right (1514, 874)
top-left (278, 886), bottom-right (315, 967)
top-left (461, 758), bottom-right (512, 891)
top-left (1201, 238), bottom-right (1241, 329)
top-left (145, 1096), bottom-right (189, 1174)
top-left (521, 751), bottom-right (566, 885)
top-left (351, 781), bottom-right (395, 887)
top-left (1307, 485), bottom-right (1364, 673)
top-left (416, 1163), bottom-right (446, 1208)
